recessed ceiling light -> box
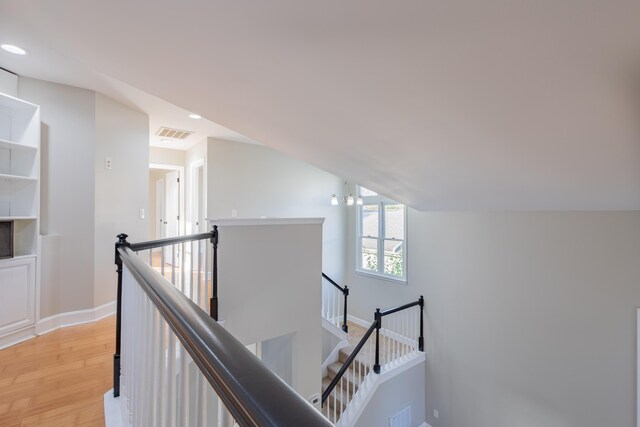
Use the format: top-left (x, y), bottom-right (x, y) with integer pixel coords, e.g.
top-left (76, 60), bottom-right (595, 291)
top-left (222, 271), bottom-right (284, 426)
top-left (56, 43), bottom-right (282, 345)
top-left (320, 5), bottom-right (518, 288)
top-left (1, 44), bottom-right (29, 55)
top-left (161, 139), bottom-right (171, 143)
top-left (188, 113), bottom-right (202, 119)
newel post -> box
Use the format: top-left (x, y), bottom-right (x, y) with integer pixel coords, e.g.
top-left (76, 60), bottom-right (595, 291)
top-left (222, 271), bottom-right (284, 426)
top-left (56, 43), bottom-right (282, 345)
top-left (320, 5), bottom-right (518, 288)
top-left (342, 286), bottom-right (349, 333)
top-left (113, 233), bottom-right (130, 397)
top-left (418, 295), bottom-right (424, 352)
top-left (210, 225), bottom-right (219, 320)
top-left (373, 308), bottom-right (381, 374)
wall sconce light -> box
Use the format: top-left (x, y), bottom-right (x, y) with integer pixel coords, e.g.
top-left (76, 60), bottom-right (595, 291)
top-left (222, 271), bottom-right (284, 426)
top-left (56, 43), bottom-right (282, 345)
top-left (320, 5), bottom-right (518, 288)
top-left (330, 194), bottom-right (363, 206)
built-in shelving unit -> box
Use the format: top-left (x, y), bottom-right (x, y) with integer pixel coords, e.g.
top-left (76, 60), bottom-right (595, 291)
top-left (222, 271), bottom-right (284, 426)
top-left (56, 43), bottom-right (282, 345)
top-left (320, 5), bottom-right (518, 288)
top-left (0, 91), bottom-right (40, 349)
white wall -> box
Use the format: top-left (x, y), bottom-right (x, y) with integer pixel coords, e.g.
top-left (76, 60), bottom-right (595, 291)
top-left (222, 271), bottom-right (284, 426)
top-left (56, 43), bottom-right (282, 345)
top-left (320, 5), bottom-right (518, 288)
top-left (261, 332), bottom-right (294, 387)
top-left (216, 221), bottom-right (323, 401)
top-left (322, 325), bottom-right (343, 363)
top-left (346, 210), bottom-right (640, 427)
top-left (149, 146), bottom-right (185, 167)
top-left (19, 78), bottom-right (96, 317)
top-left (354, 361), bottom-right (426, 427)
top-left (0, 68), bottom-right (18, 97)
top-left (94, 93), bottom-right (149, 307)
top-left (19, 78), bottom-right (149, 317)
top-left (207, 138), bottom-right (347, 282)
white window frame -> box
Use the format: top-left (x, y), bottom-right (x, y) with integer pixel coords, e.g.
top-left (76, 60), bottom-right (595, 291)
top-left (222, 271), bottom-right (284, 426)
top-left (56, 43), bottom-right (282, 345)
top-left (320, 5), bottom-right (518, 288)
top-left (355, 187), bottom-right (407, 283)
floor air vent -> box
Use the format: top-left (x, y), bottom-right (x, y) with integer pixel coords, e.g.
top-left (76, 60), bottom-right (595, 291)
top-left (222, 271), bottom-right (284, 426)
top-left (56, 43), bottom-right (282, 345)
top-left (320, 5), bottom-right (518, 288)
top-left (389, 406), bottom-right (411, 427)
top-left (155, 126), bottom-right (193, 140)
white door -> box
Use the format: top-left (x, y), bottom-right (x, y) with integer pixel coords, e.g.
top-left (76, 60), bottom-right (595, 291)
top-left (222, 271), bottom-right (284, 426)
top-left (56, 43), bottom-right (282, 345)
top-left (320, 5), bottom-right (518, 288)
top-left (165, 170), bottom-right (180, 264)
top-left (155, 178), bottom-right (165, 239)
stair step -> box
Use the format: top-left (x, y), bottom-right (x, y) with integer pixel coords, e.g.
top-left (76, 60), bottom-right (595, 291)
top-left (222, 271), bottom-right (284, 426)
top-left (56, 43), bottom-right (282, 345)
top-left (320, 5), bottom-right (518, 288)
top-left (328, 360), bottom-right (370, 383)
top-left (338, 347), bottom-right (373, 366)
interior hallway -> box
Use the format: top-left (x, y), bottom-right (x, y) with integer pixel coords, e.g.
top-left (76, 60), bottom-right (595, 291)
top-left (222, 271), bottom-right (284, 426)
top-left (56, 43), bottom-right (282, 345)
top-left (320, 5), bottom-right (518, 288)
top-left (0, 317), bottom-right (115, 427)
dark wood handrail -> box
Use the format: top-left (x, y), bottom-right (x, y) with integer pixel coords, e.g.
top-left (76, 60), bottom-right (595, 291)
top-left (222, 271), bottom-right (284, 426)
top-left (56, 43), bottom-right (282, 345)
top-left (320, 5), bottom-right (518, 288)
top-left (373, 296), bottom-right (424, 373)
top-left (322, 272), bottom-right (347, 294)
top-left (118, 245), bottom-right (332, 427)
top-left (129, 231), bottom-right (214, 252)
top-left (321, 321), bottom-right (377, 405)
top-left (322, 273), bottom-right (349, 333)
top-left (379, 299), bottom-right (421, 317)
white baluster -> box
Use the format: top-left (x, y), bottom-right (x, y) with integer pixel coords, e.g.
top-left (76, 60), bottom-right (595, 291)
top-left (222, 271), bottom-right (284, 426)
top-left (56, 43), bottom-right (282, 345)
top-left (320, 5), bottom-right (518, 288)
top-left (333, 387), bottom-right (336, 423)
top-left (140, 296), bottom-right (150, 425)
top-left (172, 244), bottom-right (176, 284)
top-left (161, 246), bottom-right (165, 277)
top-left (152, 309), bottom-right (162, 424)
top-left (197, 240), bottom-right (202, 307)
top-left (189, 241), bottom-right (194, 301)
top-left (178, 343), bottom-right (189, 425)
top-left (199, 369), bottom-right (208, 427)
top-left (160, 322), bottom-right (170, 427)
top-left (397, 313), bottom-right (400, 360)
top-left (169, 333), bottom-right (177, 424)
top-left (181, 242), bottom-right (186, 293)
top-left (386, 323), bottom-right (390, 366)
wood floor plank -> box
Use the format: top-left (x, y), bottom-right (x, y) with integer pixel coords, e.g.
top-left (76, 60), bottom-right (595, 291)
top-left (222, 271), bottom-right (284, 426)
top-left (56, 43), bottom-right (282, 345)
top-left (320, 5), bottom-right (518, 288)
top-left (0, 316), bottom-right (115, 427)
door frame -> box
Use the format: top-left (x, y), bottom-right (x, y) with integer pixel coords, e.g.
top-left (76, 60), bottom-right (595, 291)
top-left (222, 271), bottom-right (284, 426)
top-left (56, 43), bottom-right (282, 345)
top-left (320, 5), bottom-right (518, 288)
top-left (149, 163), bottom-right (185, 237)
top-left (189, 158), bottom-right (207, 234)
top-left (155, 178), bottom-right (165, 239)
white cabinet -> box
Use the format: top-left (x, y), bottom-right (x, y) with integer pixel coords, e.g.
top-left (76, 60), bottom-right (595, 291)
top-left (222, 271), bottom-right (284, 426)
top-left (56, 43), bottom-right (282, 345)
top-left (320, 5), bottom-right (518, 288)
top-left (0, 256), bottom-right (36, 337)
top-left (0, 92), bottom-right (40, 348)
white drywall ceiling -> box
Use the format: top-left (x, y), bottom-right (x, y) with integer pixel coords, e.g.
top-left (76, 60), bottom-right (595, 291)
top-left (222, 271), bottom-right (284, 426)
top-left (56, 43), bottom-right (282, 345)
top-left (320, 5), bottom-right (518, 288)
top-left (0, 0), bottom-right (639, 210)
top-left (0, 2), bottom-right (258, 151)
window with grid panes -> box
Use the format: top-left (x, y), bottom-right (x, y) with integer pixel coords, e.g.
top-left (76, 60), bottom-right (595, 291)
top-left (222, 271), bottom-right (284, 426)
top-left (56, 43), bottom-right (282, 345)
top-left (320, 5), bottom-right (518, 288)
top-left (356, 187), bottom-right (406, 282)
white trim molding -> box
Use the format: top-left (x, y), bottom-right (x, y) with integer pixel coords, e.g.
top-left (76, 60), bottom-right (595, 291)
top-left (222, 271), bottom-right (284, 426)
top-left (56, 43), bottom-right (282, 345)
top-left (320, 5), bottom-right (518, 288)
top-left (36, 300), bottom-right (116, 335)
top-left (0, 325), bottom-right (36, 350)
top-left (347, 314), bottom-right (373, 329)
top-left (210, 217), bottom-right (325, 226)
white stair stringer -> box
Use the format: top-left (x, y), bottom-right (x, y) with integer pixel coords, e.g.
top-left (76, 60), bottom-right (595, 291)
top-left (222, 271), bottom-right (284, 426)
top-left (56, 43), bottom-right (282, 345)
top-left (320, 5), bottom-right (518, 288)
top-left (334, 351), bottom-right (426, 427)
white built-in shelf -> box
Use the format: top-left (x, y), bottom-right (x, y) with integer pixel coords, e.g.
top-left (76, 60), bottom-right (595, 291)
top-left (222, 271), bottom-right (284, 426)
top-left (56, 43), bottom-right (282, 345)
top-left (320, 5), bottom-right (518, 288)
top-left (0, 91), bottom-right (40, 345)
top-left (0, 254), bottom-right (37, 262)
top-left (0, 216), bottom-right (37, 221)
top-left (0, 138), bottom-right (37, 152)
top-left (0, 173), bottom-right (37, 183)
top-left (0, 92), bottom-right (39, 112)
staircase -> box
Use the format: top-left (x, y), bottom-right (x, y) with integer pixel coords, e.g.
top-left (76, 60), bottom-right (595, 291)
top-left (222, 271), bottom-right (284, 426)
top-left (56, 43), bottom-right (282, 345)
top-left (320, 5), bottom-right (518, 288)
top-left (320, 274), bottom-right (424, 426)
top-left (322, 329), bottom-right (371, 418)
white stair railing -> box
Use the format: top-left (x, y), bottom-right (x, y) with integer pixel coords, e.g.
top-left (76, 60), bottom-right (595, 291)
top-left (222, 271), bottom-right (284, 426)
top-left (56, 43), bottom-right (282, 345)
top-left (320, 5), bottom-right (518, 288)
top-left (322, 297), bottom-right (424, 425)
top-left (121, 263), bottom-right (219, 425)
top-left (378, 304), bottom-right (421, 369)
top-left (322, 273), bottom-right (349, 332)
top-left (114, 238), bottom-right (332, 427)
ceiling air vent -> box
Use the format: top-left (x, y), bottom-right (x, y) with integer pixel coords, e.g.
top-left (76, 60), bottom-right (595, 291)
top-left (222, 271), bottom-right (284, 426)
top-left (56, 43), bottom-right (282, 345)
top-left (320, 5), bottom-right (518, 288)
top-left (155, 127), bottom-right (193, 140)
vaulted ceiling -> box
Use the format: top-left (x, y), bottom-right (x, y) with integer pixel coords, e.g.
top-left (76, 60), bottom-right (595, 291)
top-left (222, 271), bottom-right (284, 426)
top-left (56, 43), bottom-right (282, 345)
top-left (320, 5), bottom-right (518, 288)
top-left (1, 0), bottom-right (639, 210)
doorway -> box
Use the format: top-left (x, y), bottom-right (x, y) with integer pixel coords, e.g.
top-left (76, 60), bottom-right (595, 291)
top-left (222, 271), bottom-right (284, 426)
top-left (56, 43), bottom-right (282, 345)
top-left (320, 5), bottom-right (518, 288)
top-left (148, 163), bottom-right (185, 240)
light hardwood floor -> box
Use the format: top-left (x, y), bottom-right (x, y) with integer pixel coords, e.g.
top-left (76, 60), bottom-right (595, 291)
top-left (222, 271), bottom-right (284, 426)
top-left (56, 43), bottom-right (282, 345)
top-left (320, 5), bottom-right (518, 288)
top-left (0, 316), bottom-right (115, 426)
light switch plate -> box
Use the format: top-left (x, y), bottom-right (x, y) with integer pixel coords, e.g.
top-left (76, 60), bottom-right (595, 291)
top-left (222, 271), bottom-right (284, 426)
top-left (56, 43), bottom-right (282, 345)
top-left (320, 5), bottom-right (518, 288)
top-left (139, 208), bottom-right (145, 219)
top-left (105, 157), bottom-right (112, 170)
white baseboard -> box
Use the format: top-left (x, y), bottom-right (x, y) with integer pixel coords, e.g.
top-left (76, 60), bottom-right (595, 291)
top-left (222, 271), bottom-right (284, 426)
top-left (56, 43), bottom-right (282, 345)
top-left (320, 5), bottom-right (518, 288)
top-left (0, 325), bottom-right (37, 350)
top-left (347, 314), bottom-right (372, 328)
top-left (36, 300), bottom-right (116, 335)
